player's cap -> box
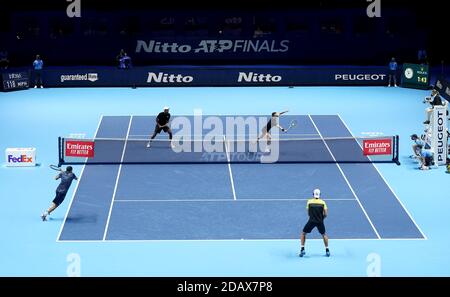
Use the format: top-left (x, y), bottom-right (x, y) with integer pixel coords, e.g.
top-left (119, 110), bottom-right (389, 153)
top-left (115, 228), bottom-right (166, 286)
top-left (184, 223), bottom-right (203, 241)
top-left (66, 166), bottom-right (73, 172)
top-left (163, 106), bottom-right (169, 110)
top-left (411, 134), bottom-right (418, 139)
top-left (313, 189), bottom-right (321, 198)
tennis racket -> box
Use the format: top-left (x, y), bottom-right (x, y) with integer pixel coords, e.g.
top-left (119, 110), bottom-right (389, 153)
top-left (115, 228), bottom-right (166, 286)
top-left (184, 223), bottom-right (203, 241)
top-left (49, 164), bottom-right (62, 171)
top-left (283, 120), bottom-right (298, 132)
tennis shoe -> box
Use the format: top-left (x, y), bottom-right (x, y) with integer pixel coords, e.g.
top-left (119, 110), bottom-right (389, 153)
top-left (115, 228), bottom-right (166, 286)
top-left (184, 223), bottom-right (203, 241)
top-left (326, 249), bottom-right (331, 257)
top-left (146, 142), bottom-right (151, 148)
top-left (299, 250), bottom-right (305, 257)
top-left (41, 213), bottom-right (47, 221)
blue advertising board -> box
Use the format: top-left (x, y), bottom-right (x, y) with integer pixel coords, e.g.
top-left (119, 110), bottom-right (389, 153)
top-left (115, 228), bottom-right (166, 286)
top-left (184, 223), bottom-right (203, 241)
top-left (35, 65), bottom-right (389, 88)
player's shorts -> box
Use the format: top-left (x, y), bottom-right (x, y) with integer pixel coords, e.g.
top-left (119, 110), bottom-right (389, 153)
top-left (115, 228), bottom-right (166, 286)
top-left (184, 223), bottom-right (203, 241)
top-left (154, 125), bottom-right (172, 134)
top-left (303, 221), bottom-right (326, 235)
top-left (53, 191), bottom-right (68, 206)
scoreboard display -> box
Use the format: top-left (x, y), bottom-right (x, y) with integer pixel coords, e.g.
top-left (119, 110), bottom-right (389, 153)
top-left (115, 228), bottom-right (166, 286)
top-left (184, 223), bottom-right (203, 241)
top-left (401, 63), bottom-right (430, 89)
top-left (2, 71), bottom-right (30, 91)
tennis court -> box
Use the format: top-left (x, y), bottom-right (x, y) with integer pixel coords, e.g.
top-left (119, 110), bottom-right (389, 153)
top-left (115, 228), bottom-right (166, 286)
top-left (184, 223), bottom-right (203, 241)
top-left (3, 0), bottom-right (450, 279)
top-left (58, 115), bottom-right (424, 241)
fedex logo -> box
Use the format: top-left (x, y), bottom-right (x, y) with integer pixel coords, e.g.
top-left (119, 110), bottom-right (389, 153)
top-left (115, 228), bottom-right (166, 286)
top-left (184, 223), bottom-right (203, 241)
top-left (8, 155), bottom-right (33, 163)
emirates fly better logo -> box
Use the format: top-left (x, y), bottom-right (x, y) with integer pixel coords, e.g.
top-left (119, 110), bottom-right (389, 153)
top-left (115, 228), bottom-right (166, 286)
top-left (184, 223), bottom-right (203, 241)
top-left (362, 139), bottom-right (392, 156)
top-left (65, 140), bottom-right (95, 157)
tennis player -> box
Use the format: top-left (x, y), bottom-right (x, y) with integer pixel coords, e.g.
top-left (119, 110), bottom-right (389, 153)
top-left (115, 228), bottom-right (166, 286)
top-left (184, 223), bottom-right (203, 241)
top-left (299, 189), bottom-right (330, 257)
top-left (257, 111), bottom-right (289, 152)
top-left (147, 107), bottom-right (174, 148)
top-left (257, 111), bottom-right (288, 151)
top-left (41, 166), bottom-right (78, 221)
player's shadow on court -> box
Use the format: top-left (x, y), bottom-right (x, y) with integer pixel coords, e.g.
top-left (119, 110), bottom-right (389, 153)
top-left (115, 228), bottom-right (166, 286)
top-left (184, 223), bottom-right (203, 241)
top-left (65, 215), bottom-right (98, 223)
top-left (278, 250), bottom-right (354, 259)
top-left (48, 217), bottom-right (64, 222)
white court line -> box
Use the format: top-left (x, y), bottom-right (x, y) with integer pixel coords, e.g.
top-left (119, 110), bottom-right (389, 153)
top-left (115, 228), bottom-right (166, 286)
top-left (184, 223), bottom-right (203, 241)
top-left (224, 135), bottom-right (237, 201)
top-left (102, 116), bottom-right (133, 241)
top-left (56, 237), bottom-right (426, 243)
top-left (57, 115), bottom-right (104, 242)
top-left (308, 115), bottom-right (381, 239)
top-left (113, 198), bottom-right (356, 202)
top-left (337, 114), bottom-right (427, 240)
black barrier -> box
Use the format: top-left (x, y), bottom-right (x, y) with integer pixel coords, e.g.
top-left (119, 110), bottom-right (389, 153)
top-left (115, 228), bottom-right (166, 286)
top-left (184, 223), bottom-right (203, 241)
top-left (21, 65), bottom-right (389, 88)
top-left (435, 77), bottom-right (450, 101)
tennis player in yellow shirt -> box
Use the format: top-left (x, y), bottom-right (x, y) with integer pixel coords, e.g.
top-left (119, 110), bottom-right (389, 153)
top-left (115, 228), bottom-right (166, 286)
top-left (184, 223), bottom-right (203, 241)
top-left (299, 189), bottom-right (330, 257)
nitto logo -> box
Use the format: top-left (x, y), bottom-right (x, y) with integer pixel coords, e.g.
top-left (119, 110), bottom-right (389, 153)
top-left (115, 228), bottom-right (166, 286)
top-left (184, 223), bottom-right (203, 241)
top-left (147, 72), bottom-right (194, 84)
top-left (8, 155), bottom-right (33, 163)
top-left (238, 72), bottom-right (282, 83)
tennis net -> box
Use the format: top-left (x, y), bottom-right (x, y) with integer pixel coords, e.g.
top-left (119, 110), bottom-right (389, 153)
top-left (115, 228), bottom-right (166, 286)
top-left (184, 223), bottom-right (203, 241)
top-left (57, 135), bottom-right (400, 165)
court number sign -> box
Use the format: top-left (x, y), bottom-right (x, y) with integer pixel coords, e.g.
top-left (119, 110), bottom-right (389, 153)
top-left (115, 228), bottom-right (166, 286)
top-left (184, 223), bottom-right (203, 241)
top-left (401, 63), bottom-right (430, 89)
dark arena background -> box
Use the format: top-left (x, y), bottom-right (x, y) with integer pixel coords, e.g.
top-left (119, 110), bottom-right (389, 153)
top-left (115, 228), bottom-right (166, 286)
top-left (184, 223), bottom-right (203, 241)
top-left (1, 0), bottom-right (450, 286)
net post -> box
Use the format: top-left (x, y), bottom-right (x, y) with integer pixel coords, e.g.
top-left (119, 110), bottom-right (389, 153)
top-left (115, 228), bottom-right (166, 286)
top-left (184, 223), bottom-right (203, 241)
top-left (58, 137), bottom-right (63, 167)
top-left (394, 135), bottom-right (401, 165)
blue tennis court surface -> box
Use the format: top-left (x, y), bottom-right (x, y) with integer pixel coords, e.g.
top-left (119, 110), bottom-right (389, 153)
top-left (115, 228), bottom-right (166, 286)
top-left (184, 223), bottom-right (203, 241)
top-left (58, 115), bottom-right (423, 241)
top-left (5, 86), bottom-right (450, 276)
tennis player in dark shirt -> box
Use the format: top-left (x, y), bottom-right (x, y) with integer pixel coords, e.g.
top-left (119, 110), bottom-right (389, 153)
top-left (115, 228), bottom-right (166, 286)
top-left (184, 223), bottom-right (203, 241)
top-left (41, 166), bottom-right (78, 221)
top-left (257, 111), bottom-right (288, 152)
top-left (299, 189), bottom-right (330, 257)
top-left (147, 107), bottom-right (174, 148)
top-left (257, 111), bottom-right (288, 151)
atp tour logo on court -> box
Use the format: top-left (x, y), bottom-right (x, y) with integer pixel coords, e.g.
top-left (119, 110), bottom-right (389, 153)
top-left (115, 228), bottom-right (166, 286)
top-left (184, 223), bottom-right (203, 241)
top-left (170, 110), bottom-right (280, 163)
top-left (362, 139), bottom-right (392, 156)
top-left (65, 140), bottom-right (95, 158)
